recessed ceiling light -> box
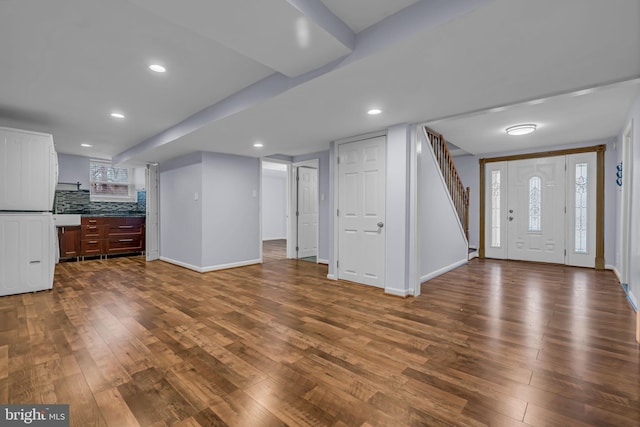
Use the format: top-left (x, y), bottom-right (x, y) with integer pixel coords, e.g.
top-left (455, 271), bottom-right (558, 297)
top-left (368, 108), bottom-right (382, 115)
top-left (149, 64), bottom-right (166, 73)
top-left (253, 142), bottom-right (264, 148)
top-left (506, 124), bottom-right (537, 136)
top-left (81, 143), bottom-right (92, 148)
top-left (110, 112), bottom-right (125, 119)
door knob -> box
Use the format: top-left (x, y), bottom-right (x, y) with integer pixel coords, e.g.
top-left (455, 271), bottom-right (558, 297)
top-left (508, 216), bottom-right (514, 221)
top-left (377, 222), bottom-right (384, 228)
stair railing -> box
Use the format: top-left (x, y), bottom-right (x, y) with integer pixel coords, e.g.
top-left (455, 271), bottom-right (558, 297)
top-left (424, 127), bottom-right (470, 240)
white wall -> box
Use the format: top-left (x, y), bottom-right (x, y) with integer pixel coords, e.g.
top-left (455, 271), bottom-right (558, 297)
top-left (385, 125), bottom-right (413, 296)
top-left (57, 153), bottom-right (91, 189)
top-left (57, 152), bottom-right (145, 190)
top-left (617, 94), bottom-right (640, 308)
top-left (159, 152), bottom-right (260, 271)
top-left (201, 152), bottom-right (260, 269)
top-left (159, 153), bottom-right (203, 268)
top-left (293, 150), bottom-right (330, 262)
top-left (419, 130), bottom-right (469, 282)
top-left (261, 169), bottom-right (287, 240)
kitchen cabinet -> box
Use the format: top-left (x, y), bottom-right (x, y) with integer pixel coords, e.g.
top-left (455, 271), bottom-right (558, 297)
top-left (81, 216), bottom-right (145, 257)
top-left (57, 226), bottom-right (81, 258)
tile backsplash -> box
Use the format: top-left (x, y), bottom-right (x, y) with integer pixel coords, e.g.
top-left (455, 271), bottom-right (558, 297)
top-left (55, 190), bottom-right (146, 214)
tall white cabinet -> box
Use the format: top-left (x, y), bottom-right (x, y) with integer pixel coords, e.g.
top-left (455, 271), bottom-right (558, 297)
top-left (0, 126), bottom-right (58, 296)
top-left (0, 213), bottom-right (56, 296)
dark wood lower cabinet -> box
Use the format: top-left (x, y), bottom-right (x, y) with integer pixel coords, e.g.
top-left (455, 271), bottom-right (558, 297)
top-left (78, 216), bottom-right (145, 258)
top-left (57, 226), bottom-right (81, 258)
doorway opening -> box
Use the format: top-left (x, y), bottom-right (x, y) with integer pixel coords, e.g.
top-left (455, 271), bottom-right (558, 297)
top-left (261, 160), bottom-right (289, 262)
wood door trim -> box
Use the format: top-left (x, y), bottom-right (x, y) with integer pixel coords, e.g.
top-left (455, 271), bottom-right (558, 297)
top-left (480, 144), bottom-right (605, 164)
top-left (479, 144), bottom-right (606, 269)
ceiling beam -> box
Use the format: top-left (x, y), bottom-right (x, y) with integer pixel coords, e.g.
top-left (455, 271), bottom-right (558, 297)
top-left (285, 0), bottom-right (355, 50)
top-left (113, 0), bottom-right (492, 164)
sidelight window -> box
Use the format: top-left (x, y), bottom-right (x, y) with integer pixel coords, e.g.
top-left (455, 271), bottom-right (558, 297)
top-left (575, 163), bottom-right (588, 253)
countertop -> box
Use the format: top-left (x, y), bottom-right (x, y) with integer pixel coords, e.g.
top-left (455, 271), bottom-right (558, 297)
top-left (56, 211), bottom-right (146, 218)
top-left (83, 213), bottom-right (146, 218)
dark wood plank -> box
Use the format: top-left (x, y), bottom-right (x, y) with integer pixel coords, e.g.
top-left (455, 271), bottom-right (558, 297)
top-left (0, 256), bottom-right (637, 426)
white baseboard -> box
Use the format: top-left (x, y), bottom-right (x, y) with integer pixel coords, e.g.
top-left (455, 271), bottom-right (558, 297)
top-left (606, 264), bottom-right (621, 282)
top-left (468, 251), bottom-right (479, 260)
top-left (318, 258), bottom-right (329, 265)
top-left (420, 258), bottom-right (468, 283)
top-left (201, 259), bottom-right (261, 273)
top-left (262, 237), bottom-right (287, 241)
top-left (326, 273), bottom-right (337, 280)
top-left (160, 257), bottom-right (201, 272)
top-left (384, 287), bottom-right (413, 298)
top-left (160, 256), bottom-right (260, 273)
top-left (628, 290), bottom-right (638, 311)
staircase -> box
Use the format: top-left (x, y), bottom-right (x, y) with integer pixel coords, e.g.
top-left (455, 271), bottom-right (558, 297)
top-left (424, 127), bottom-right (470, 240)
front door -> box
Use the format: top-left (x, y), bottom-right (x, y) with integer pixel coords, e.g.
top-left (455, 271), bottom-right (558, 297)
top-left (484, 153), bottom-right (597, 267)
top-left (297, 166), bottom-right (318, 259)
top-left (338, 136), bottom-right (386, 288)
top-left (507, 156), bottom-right (565, 264)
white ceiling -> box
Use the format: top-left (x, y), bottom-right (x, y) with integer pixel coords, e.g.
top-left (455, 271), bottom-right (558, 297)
top-left (319, 0), bottom-right (420, 33)
top-left (1, 0), bottom-right (639, 165)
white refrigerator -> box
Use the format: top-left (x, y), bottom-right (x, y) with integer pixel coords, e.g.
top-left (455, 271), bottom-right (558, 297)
top-left (0, 126), bottom-right (59, 297)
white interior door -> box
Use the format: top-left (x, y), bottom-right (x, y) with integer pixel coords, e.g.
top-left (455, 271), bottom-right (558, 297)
top-left (507, 156), bottom-right (566, 264)
top-left (566, 152), bottom-right (597, 267)
top-left (297, 166), bottom-right (318, 259)
top-left (338, 136), bottom-right (386, 288)
top-left (146, 164), bottom-right (159, 261)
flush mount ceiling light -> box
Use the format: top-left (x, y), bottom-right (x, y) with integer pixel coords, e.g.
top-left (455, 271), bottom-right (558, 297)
top-left (149, 64), bottom-right (166, 73)
top-left (253, 142), bottom-right (264, 148)
top-left (367, 108), bottom-right (382, 115)
top-left (80, 143), bottom-right (92, 148)
top-left (506, 124), bottom-right (537, 136)
top-left (110, 112), bottom-right (125, 119)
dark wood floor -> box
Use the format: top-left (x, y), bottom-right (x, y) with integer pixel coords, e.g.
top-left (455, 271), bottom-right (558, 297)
top-left (263, 239), bottom-right (287, 263)
top-left (1, 257), bottom-right (639, 426)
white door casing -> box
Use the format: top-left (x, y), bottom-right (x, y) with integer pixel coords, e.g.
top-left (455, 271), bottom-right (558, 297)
top-left (620, 120), bottom-right (634, 285)
top-left (297, 166), bottom-right (318, 259)
top-left (146, 164), bottom-right (159, 261)
top-left (338, 136), bottom-right (386, 288)
top-left (507, 156), bottom-right (566, 264)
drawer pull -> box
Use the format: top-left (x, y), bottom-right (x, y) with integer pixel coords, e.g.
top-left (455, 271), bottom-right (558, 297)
top-left (88, 220), bottom-right (97, 223)
top-left (88, 226), bottom-right (97, 230)
top-left (119, 239), bottom-right (134, 242)
top-left (118, 225), bottom-right (134, 229)
top-left (89, 241), bottom-right (98, 244)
